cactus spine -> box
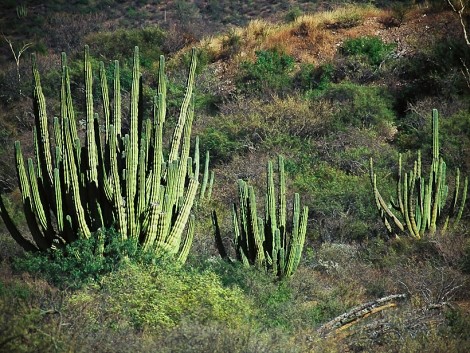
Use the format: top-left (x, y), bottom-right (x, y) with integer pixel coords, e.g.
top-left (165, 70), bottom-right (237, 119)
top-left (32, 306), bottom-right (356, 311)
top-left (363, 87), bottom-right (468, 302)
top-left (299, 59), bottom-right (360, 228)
top-left (0, 47), bottom-right (211, 262)
top-left (370, 109), bottom-right (468, 238)
top-left (214, 156), bottom-right (309, 278)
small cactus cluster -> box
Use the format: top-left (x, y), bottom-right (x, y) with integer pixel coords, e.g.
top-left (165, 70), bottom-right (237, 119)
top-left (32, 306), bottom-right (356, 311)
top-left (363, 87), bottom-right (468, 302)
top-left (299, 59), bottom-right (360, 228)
top-left (370, 109), bottom-right (467, 238)
top-left (16, 4), bottom-right (27, 19)
top-left (214, 156), bottom-right (308, 277)
top-left (0, 46), bottom-right (212, 263)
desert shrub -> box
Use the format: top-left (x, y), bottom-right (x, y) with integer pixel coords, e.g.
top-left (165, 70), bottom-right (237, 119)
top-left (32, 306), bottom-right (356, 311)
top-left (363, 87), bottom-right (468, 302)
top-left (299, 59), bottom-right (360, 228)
top-left (198, 127), bottom-right (241, 163)
top-left (0, 271), bottom-right (64, 353)
top-left (181, 46), bottom-right (215, 74)
top-left (396, 106), bottom-right (470, 170)
top-left (44, 12), bottom-right (106, 53)
top-left (461, 239), bottom-right (470, 274)
top-left (219, 29), bottom-right (242, 59)
top-left (201, 260), bottom-right (305, 331)
top-left (285, 6), bottom-right (303, 22)
top-left (12, 228), bottom-right (145, 289)
top-left (67, 261), bottom-right (254, 331)
top-left (238, 49), bottom-right (295, 95)
top-left (340, 36), bottom-right (395, 66)
top-left (296, 63), bottom-right (334, 92)
top-left (155, 320), bottom-right (302, 353)
top-left (317, 81), bottom-right (397, 131)
top-left (85, 27), bottom-right (165, 68)
top-left (205, 95), bottom-right (335, 149)
top-left (292, 162), bottom-right (377, 242)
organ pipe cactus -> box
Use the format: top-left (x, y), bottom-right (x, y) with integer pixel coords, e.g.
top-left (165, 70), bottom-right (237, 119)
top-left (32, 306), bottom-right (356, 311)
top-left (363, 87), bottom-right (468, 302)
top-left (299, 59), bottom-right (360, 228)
top-left (370, 109), bottom-right (467, 238)
top-left (0, 46), bottom-right (211, 263)
top-left (214, 156), bottom-right (309, 277)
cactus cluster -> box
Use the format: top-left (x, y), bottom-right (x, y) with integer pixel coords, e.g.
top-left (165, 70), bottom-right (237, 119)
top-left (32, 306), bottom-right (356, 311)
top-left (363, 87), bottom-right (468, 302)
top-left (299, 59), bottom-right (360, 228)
top-left (370, 109), bottom-right (468, 238)
top-left (214, 156), bottom-right (308, 277)
top-left (16, 4), bottom-right (27, 19)
top-left (0, 46), bottom-right (212, 263)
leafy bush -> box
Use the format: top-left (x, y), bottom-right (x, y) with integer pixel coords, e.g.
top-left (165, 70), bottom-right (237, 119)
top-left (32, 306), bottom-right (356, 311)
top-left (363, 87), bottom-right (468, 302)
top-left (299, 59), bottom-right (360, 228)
top-left (318, 81), bottom-right (397, 131)
top-left (238, 49), bottom-right (295, 95)
top-left (67, 261), bottom-right (254, 330)
top-left (340, 36), bottom-right (395, 66)
top-left (12, 228), bottom-right (145, 289)
top-left (295, 63), bottom-right (334, 92)
top-left (205, 95), bottom-right (335, 149)
top-left (199, 127), bottom-right (241, 163)
top-left (285, 6), bottom-right (303, 22)
top-left (0, 275), bottom-right (62, 353)
top-left (85, 27), bottom-right (165, 68)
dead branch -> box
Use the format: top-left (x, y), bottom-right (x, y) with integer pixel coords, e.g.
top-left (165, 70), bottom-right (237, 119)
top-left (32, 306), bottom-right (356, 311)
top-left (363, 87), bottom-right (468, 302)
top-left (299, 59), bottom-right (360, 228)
top-left (447, 0), bottom-right (470, 46)
top-left (3, 35), bottom-right (33, 96)
top-left (317, 293), bottom-right (407, 337)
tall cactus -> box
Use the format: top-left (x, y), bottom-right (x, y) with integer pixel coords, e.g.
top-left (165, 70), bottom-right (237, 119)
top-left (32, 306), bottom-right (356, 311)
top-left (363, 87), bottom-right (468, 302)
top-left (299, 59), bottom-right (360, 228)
top-left (370, 109), bottom-right (468, 238)
top-left (0, 46), bottom-right (212, 263)
top-left (214, 156), bottom-right (309, 278)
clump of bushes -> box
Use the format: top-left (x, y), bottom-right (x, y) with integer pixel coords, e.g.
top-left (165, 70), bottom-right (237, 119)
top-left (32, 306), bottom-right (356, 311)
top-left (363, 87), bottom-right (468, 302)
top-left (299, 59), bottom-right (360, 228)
top-left (238, 49), bottom-right (295, 94)
top-left (317, 81), bottom-right (397, 131)
top-left (85, 27), bottom-right (166, 68)
top-left (12, 228), bottom-right (144, 289)
top-left (66, 261), bottom-right (255, 330)
top-left (340, 36), bottom-right (395, 66)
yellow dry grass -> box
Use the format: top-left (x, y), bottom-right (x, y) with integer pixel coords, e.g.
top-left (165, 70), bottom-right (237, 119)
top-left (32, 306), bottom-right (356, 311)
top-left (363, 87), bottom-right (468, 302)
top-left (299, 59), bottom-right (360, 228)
top-left (198, 4), bottom-right (385, 67)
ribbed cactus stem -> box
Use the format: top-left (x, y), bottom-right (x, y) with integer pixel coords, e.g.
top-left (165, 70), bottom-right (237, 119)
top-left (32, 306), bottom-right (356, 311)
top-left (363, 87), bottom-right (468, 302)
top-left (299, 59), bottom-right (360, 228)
top-left (199, 150), bottom-right (210, 203)
top-left (99, 61), bottom-right (110, 143)
top-left (278, 155), bottom-right (286, 236)
top-left (169, 48), bottom-right (197, 162)
top-left (113, 60), bottom-right (122, 137)
top-left (32, 54), bottom-right (53, 188)
top-left (109, 125), bottom-right (127, 240)
top-left (266, 160), bottom-right (277, 235)
top-left (177, 214), bottom-right (195, 263)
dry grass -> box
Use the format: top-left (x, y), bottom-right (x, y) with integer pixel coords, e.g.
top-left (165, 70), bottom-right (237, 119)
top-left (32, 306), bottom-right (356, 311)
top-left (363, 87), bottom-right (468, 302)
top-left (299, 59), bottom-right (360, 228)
top-left (195, 4), bottom-right (385, 69)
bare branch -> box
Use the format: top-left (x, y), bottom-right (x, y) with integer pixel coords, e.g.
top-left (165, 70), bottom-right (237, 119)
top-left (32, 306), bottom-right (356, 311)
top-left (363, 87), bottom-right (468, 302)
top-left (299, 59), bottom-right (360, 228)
top-left (447, 0), bottom-right (470, 46)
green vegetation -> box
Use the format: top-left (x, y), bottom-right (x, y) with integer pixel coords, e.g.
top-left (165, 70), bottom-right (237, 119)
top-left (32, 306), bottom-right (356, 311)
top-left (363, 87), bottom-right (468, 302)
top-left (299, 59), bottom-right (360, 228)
top-left (238, 49), bottom-right (295, 94)
top-left (1, 2), bottom-right (470, 352)
top-left (12, 228), bottom-right (141, 289)
top-left (340, 36), bottom-right (396, 66)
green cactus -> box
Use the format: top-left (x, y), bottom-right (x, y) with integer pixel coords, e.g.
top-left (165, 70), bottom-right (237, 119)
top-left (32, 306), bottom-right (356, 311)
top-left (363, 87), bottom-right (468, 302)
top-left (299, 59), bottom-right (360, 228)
top-left (370, 109), bottom-right (468, 238)
top-left (16, 4), bottom-right (27, 19)
top-left (0, 46), bottom-right (212, 263)
top-left (214, 156), bottom-right (309, 278)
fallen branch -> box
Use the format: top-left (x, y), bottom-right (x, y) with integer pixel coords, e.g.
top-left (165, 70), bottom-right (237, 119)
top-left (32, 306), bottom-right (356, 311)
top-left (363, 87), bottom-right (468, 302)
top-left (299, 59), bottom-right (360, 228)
top-left (317, 293), bottom-right (407, 337)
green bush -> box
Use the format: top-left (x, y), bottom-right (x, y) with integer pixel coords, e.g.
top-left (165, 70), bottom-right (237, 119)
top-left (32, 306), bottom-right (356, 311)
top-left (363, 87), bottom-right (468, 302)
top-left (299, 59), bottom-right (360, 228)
top-left (0, 278), bottom-right (61, 353)
top-left (238, 49), bottom-right (295, 94)
top-left (318, 81), bottom-right (396, 130)
top-left (85, 27), bottom-right (165, 68)
top-left (295, 63), bottom-right (334, 93)
top-left (199, 127), bottom-right (241, 163)
top-left (285, 6), bottom-right (303, 22)
top-left (67, 261), bottom-right (254, 330)
top-left (340, 36), bottom-right (395, 66)
top-left (12, 228), bottom-right (145, 289)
